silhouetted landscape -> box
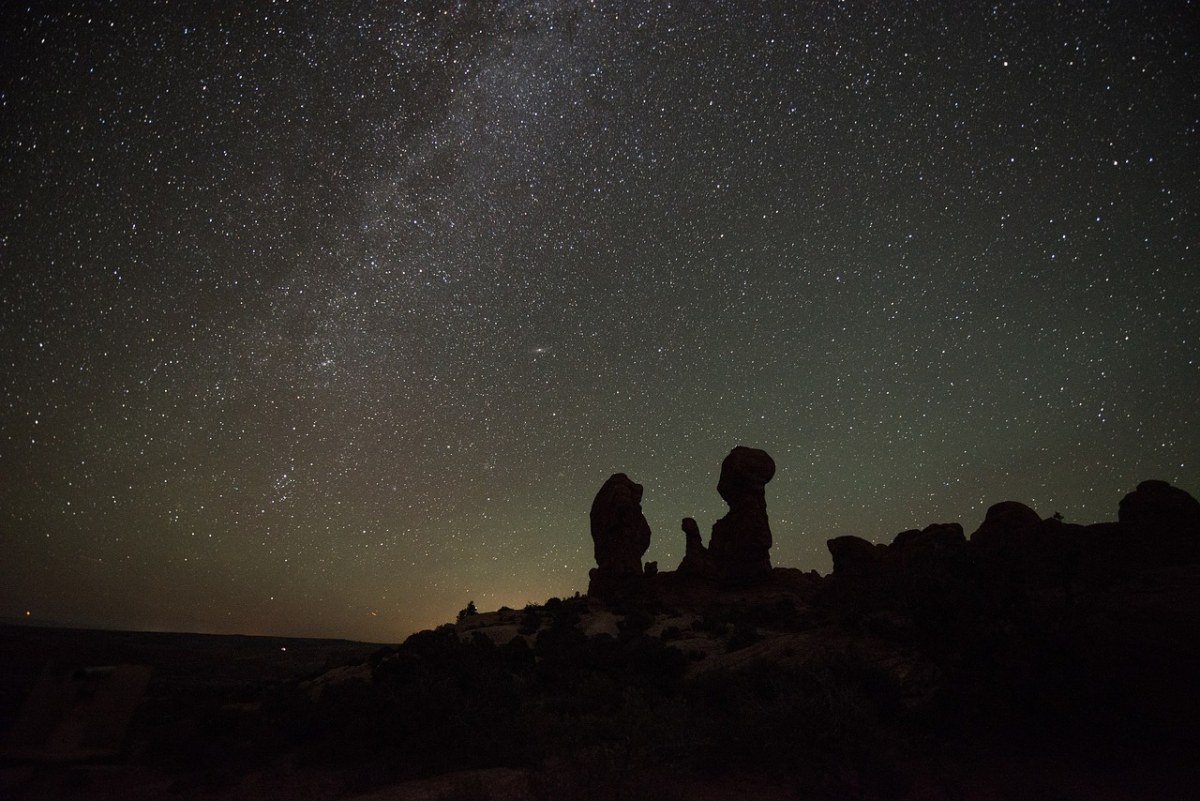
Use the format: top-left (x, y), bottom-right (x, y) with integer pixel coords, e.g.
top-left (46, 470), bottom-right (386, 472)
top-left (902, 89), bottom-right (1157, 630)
top-left (3, 448), bottom-right (1199, 800)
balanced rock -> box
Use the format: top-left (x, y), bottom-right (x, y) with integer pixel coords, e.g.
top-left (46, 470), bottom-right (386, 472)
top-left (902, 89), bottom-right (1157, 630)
top-left (708, 446), bottom-right (776, 582)
top-left (589, 473), bottom-right (652, 577)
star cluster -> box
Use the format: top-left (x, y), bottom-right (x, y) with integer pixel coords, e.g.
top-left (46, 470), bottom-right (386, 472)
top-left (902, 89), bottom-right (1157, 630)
top-left (2, 1), bottom-right (1197, 640)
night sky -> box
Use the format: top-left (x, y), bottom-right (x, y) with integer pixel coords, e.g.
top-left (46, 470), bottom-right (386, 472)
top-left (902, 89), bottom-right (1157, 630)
top-left (2, 1), bottom-right (1197, 642)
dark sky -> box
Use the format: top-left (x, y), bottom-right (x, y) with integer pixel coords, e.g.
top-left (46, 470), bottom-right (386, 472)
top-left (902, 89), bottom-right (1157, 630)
top-left (2, 0), bottom-right (1197, 642)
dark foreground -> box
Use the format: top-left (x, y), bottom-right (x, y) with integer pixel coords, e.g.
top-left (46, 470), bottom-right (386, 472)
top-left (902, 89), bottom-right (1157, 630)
top-left (3, 482), bottom-right (1200, 799)
top-left (0, 625), bottom-right (382, 799)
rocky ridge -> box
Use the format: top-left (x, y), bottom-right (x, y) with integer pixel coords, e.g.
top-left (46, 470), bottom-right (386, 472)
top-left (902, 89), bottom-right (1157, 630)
top-left (125, 452), bottom-right (1200, 801)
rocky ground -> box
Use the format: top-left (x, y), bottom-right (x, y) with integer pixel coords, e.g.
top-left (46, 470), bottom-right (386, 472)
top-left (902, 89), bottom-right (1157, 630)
top-left (3, 478), bottom-right (1199, 800)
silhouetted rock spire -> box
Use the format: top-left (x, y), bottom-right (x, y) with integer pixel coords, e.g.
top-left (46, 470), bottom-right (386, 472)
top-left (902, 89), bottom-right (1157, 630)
top-left (708, 446), bottom-right (776, 582)
top-left (588, 473), bottom-right (652, 595)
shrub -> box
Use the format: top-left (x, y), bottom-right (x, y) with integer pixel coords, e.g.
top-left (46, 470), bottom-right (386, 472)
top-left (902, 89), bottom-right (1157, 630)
top-left (456, 601), bottom-right (478, 623)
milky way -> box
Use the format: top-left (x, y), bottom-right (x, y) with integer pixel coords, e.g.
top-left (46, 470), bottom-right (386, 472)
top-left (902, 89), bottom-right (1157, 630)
top-left (2, 1), bottom-right (1197, 640)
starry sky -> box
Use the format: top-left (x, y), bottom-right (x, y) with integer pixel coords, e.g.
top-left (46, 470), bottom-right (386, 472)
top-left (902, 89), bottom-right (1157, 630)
top-left (2, 1), bottom-right (1197, 642)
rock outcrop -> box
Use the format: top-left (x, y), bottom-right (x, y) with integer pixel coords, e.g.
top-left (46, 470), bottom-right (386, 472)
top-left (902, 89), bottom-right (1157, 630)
top-left (588, 473), bottom-right (652, 595)
top-left (677, 517), bottom-right (716, 577)
top-left (970, 500), bottom-right (1043, 555)
top-left (1118, 480), bottom-right (1200, 563)
top-left (823, 480), bottom-right (1200, 634)
top-left (1118, 479), bottom-right (1200, 530)
top-left (708, 446), bottom-right (776, 583)
top-left (825, 523), bottom-right (973, 629)
top-left (827, 534), bottom-right (887, 578)
top-left (1108, 479), bottom-right (1200, 570)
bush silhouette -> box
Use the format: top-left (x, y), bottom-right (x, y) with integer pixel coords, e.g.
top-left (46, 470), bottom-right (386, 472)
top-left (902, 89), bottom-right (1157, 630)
top-left (456, 601), bottom-right (477, 623)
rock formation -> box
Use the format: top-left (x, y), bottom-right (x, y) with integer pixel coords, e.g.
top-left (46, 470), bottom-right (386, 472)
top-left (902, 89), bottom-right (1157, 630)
top-left (677, 517), bottom-right (716, 577)
top-left (825, 523), bottom-right (973, 625)
top-left (1118, 478), bottom-right (1200, 558)
top-left (1118, 479), bottom-right (1200, 529)
top-left (1115, 479), bottom-right (1200, 567)
top-left (826, 534), bottom-right (887, 577)
top-left (893, 522), bottom-right (967, 552)
top-left (588, 473), bottom-right (652, 595)
top-left (970, 500), bottom-right (1043, 555)
top-left (707, 446), bottom-right (776, 582)
top-left (823, 480), bottom-right (1200, 633)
